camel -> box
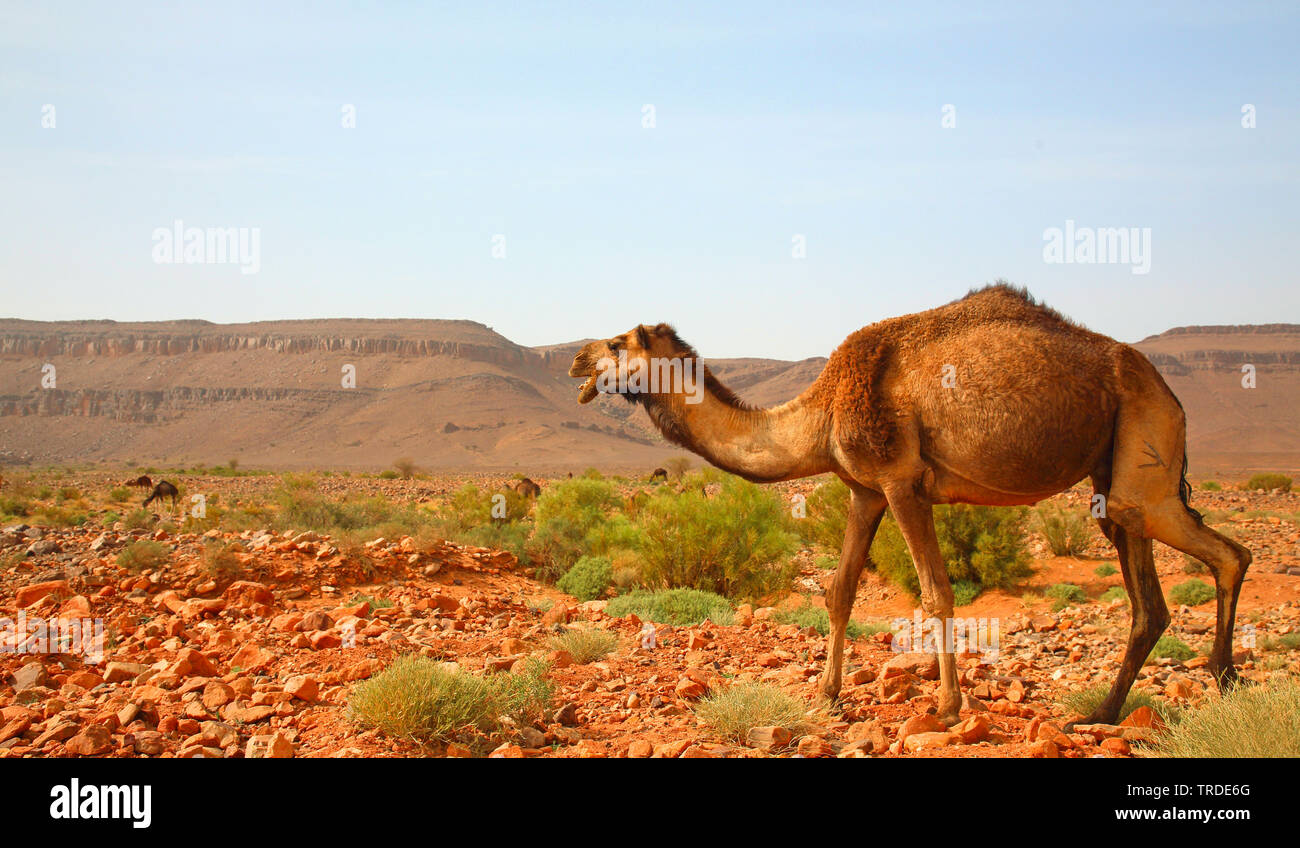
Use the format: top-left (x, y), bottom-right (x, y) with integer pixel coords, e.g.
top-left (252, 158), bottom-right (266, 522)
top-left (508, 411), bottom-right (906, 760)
top-left (506, 477), bottom-right (542, 498)
top-left (143, 480), bottom-right (179, 510)
top-left (568, 283), bottom-right (1251, 726)
top-left (649, 467), bottom-right (668, 483)
top-left (125, 475), bottom-right (152, 489)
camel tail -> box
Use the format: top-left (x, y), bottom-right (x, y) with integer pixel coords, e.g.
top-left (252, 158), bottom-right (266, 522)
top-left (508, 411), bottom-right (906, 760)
top-left (1170, 392), bottom-right (1202, 524)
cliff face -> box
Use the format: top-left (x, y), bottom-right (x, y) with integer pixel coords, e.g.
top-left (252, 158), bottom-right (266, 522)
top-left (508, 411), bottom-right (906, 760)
top-left (1133, 325), bottom-right (1300, 474)
top-left (0, 319), bottom-right (666, 471)
top-left (0, 320), bottom-right (1296, 474)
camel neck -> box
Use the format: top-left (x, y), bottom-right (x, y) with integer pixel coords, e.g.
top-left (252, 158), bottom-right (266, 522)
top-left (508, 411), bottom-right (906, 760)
top-left (646, 381), bottom-right (833, 483)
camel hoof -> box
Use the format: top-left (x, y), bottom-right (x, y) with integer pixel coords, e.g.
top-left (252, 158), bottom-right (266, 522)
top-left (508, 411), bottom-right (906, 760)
top-left (1078, 708), bottom-right (1119, 727)
top-left (1213, 665), bottom-right (1240, 693)
top-left (938, 712), bottom-right (961, 728)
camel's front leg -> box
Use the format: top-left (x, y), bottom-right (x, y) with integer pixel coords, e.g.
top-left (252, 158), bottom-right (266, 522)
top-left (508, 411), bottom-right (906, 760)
top-left (821, 487), bottom-right (887, 700)
top-left (885, 486), bottom-right (962, 726)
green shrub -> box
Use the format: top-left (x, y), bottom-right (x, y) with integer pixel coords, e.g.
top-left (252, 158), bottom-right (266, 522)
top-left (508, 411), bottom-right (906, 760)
top-left (439, 483), bottom-right (531, 529)
top-left (1060, 685), bottom-right (1179, 725)
top-left (1046, 582), bottom-right (1087, 611)
top-left (1168, 579), bottom-right (1216, 607)
top-left (1199, 480), bottom-right (1222, 491)
top-left (377, 470), bottom-right (399, 480)
top-left (870, 505), bottom-right (1032, 597)
top-left (201, 541), bottom-right (242, 580)
top-left (121, 509), bottom-right (153, 530)
top-left (799, 476), bottom-right (850, 549)
top-left (117, 540), bottom-right (169, 572)
top-left (348, 655), bottom-right (553, 745)
top-left (1149, 635), bottom-right (1197, 662)
top-left (1245, 473), bottom-right (1292, 492)
top-left (1100, 586), bottom-right (1128, 604)
top-left (526, 477), bottom-right (623, 580)
top-left (1094, 563), bottom-right (1117, 577)
top-left (695, 682), bottom-right (806, 744)
top-left (771, 598), bottom-right (877, 639)
top-left (555, 555), bottom-right (613, 601)
top-left (1153, 678), bottom-right (1300, 757)
top-left (605, 588), bottom-right (733, 626)
top-left (632, 473), bottom-right (798, 601)
top-left (546, 628), bottom-right (618, 663)
top-left (108, 487), bottom-right (131, 503)
top-left (1035, 504), bottom-right (1092, 556)
top-left (952, 579), bottom-right (981, 606)
top-left (0, 495), bottom-right (31, 518)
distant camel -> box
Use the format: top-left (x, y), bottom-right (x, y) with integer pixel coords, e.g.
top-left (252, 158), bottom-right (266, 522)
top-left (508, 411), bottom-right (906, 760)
top-left (125, 475), bottom-right (152, 489)
top-left (568, 284), bottom-right (1252, 726)
top-left (649, 467), bottom-right (668, 483)
top-left (506, 477), bottom-right (542, 498)
top-left (143, 481), bottom-right (179, 510)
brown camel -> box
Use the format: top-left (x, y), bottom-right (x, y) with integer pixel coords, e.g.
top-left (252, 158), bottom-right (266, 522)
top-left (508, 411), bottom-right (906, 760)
top-left (649, 467), bottom-right (668, 483)
top-left (143, 480), bottom-right (179, 510)
top-left (126, 475), bottom-right (152, 489)
top-left (568, 284), bottom-right (1251, 726)
top-left (506, 477), bottom-right (542, 498)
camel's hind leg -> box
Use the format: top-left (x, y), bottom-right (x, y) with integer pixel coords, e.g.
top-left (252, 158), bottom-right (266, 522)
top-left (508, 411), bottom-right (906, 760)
top-left (1145, 498), bottom-right (1251, 689)
top-left (821, 486), bottom-right (887, 700)
top-left (1086, 509), bottom-right (1167, 725)
top-left (1095, 350), bottom-right (1253, 720)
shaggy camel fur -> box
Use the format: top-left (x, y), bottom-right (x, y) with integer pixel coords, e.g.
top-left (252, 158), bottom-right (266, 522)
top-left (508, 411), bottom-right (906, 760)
top-left (569, 283), bottom-right (1251, 726)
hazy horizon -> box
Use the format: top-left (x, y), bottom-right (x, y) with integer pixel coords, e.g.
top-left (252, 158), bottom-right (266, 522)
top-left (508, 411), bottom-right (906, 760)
top-left (3, 1), bottom-right (1298, 359)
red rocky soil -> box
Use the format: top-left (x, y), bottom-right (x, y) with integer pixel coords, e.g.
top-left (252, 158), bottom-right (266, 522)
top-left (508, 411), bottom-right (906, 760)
top-left (1, 476), bottom-right (1297, 759)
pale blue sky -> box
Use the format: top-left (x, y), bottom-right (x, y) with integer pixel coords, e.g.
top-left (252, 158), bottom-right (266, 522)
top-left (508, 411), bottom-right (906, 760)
top-left (1, 1), bottom-right (1296, 359)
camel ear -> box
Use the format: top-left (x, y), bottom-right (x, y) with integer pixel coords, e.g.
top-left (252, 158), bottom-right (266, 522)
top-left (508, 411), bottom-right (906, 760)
top-left (636, 325), bottom-right (651, 348)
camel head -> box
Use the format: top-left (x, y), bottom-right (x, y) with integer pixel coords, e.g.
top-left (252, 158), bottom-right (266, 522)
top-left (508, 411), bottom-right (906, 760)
top-left (568, 323), bottom-right (701, 405)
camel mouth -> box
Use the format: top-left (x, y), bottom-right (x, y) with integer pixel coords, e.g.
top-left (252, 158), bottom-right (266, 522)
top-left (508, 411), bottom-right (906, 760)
top-left (577, 374), bottom-right (599, 404)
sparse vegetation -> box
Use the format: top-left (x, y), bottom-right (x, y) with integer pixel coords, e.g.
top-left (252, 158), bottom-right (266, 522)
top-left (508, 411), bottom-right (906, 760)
top-left (1094, 563), bottom-right (1117, 577)
top-left (546, 628), bottom-right (618, 663)
top-left (631, 473), bottom-right (798, 601)
top-left (393, 457), bottom-right (419, 479)
top-left (1046, 582), bottom-right (1087, 611)
top-left (1100, 586), bottom-right (1128, 604)
top-left (695, 682), bottom-right (806, 744)
top-left (1152, 678), bottom-right (1300, 757)
top-left (1149, 635), bottom-right (1197, 662)
top-left (664, 457), bottom-right (692, 481)
top-left (1060, 685), bottom-right (1179, 725)
top-left (1035, 504), bottom-right (1092, 556)
top-left (555, 555), bottom-right (613, 601)
top-left (348, 655), bottom-right (552, 745)
top-left (772, 598), bottom-right (880, 639)
top-left (605, 588), bottom-right (733, 626)
top-left (868, 504), bottom-right (1032, 599)
top-left (1244, 473), bottom-right (1291, 492)
top-left (117, 540), bottom-right (169, 572)
top-left (1199, 480), bottom-right (1221, 491)
top-left (1168, 579), bottom-right (1216, 607)
top-left (201, 540), bottom-right (242, 580)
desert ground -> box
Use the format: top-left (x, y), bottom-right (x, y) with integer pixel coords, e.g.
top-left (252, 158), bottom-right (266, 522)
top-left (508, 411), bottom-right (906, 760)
top-left (1, 467), bottom-right (1296, 759)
